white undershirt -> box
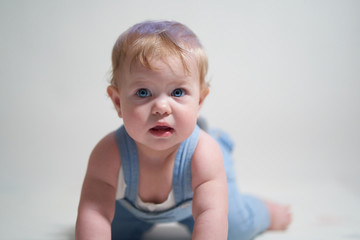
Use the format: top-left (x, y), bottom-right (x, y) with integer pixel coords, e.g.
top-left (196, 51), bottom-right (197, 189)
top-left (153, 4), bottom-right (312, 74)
top-left (116, 167), bottom-right (176, 212)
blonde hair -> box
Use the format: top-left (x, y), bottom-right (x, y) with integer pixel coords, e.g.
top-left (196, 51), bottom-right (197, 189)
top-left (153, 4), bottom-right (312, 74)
top-left (110, 20), bottom-right (209, 92)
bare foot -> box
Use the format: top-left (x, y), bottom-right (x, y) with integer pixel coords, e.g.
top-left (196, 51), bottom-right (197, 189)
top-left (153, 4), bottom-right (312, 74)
top-left (264, 200), bottom-right (292, 231)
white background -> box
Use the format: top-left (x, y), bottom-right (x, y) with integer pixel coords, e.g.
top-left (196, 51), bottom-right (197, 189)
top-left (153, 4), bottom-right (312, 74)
top-left (1, 0), bottom-right (359, 239)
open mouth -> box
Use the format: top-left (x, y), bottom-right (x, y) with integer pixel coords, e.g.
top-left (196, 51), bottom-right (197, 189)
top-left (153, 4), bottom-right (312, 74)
top-left (149, 125), bottom-right (174, 137)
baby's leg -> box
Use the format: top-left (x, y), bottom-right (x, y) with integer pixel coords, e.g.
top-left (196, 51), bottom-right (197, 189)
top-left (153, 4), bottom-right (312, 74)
top-left (210, 128), bottom-right (291, 239)
top-left (227, 181), bottom-right (270, 239)
top-left (227, 190), bottom-right (292, 239)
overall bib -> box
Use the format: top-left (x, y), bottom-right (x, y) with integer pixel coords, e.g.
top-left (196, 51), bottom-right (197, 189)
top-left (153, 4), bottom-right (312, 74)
top-left (111, 125), bottom-right (270, 240)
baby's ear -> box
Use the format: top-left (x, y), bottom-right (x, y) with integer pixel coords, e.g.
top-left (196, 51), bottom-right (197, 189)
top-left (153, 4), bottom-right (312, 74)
top-left (199, 87), bottom-right (210, 107)
top-left (107, 86), bottom-right (123, 118)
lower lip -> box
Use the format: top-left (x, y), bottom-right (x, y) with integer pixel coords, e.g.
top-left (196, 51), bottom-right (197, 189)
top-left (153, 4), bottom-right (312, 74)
top-left (149, 128), bottom-right (174, 137)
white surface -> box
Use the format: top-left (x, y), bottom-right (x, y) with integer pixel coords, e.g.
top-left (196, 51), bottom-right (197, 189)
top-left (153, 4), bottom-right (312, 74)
top-left (1, 1), bottom-right (360, 239)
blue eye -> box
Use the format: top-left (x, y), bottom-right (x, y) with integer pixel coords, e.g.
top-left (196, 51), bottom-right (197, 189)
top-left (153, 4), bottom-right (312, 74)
top-left (136, 88), bottom-right (151, 98)
top-left (172, 88), bottom-right (185, 97)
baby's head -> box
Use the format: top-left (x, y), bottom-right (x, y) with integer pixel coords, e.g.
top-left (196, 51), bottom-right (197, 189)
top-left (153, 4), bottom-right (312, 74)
top-left (110, 20), bottom-right (209, 96)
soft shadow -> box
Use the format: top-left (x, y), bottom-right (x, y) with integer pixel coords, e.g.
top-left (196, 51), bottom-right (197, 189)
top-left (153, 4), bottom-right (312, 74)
top-left (62, 226), bottom-right (75, 240)
top-left (143, 223), bottom-right (191, 240)
top-left (61, 223), bottom-right (191, 240)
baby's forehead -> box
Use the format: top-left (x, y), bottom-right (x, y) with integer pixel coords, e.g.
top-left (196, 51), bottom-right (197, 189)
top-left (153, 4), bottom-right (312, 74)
top-left (128, 54), bottom-right (198, 77)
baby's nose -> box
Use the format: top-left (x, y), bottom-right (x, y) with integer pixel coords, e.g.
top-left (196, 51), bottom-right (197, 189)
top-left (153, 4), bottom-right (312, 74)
top-left (152, 96), bottom-right (172, 116)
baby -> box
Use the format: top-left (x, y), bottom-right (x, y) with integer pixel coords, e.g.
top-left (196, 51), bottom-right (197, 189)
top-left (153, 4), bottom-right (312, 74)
top-left (76, 20), bottom-right (291, 240)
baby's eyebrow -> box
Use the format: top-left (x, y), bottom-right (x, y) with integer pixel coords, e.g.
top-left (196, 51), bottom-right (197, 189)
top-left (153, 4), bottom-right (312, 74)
top-left (129, 75), bottom-right (150, 83)
top-left (126, 79), bottom-right (150, 88)
top-left (170, 79), bottom-right (192, 86)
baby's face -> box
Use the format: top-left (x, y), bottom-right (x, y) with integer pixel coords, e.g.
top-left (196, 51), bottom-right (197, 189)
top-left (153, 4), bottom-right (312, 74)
top-left (118, 56), bottom-right (202, 151)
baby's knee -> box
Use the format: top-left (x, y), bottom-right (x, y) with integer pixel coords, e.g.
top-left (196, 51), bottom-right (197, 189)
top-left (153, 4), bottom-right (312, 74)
top-left (227, 196), bottom-right (270, 240)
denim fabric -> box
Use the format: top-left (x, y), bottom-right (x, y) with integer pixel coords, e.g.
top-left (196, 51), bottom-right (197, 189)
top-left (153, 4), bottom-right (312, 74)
top-left (111, 125), bottom-right (270, 240)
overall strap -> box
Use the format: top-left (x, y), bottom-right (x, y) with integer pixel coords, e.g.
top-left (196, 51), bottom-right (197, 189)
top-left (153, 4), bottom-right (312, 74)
top-left (115, 126), bottom-right (139, 203)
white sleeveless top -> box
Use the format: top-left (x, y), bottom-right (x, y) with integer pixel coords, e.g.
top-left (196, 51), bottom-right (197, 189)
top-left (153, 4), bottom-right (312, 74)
top-left (116, 167), bottom-right (176, 212)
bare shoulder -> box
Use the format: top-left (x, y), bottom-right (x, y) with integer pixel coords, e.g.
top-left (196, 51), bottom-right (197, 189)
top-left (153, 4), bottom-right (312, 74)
top-left (86, 131), bottom-right (121, 188)
top-left (192, 130), bottom-right (224, 189)
top-left (193, 130), bottom-right (222, 162)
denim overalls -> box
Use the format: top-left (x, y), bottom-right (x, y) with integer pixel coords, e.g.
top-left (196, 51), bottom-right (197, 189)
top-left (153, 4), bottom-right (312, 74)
top-left (111, 125), bottom-right (270, 240)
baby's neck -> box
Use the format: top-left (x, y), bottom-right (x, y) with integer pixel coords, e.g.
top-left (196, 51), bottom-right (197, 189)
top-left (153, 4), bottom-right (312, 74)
top-left (136, 142), bottom-right (180, 167)
top-left (136, 143), bottom-right (179, 203)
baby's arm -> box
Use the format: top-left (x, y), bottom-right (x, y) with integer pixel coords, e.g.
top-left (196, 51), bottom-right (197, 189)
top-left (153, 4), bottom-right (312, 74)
top-left (76, 132), bottom-right (120, 240)
top-left (191, 131), bottom-right (228, 240)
